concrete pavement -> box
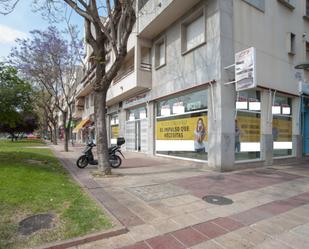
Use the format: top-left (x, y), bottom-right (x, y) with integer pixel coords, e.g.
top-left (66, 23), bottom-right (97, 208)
top-left (49, 143), bottom-right (309, 249)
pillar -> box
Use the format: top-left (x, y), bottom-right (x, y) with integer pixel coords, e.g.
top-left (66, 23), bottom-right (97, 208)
top-left (292, 97), bottom-right (302, 159)
top-left (260, 90), bottom-right (273, 165)
top-left (147, 101), bottom-right (156, 155)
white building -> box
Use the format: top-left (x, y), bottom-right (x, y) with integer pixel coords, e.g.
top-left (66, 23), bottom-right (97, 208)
top-left (74, 0), bottom-right (309, 171)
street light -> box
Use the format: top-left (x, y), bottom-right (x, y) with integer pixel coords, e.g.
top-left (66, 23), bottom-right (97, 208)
top-left (295, 62), bottom-right (309, 70)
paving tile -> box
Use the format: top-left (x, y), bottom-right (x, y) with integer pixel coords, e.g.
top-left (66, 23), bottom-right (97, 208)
top-left (291, 223), bottom-right (309, 237)
top-left (254, 238), bottom-right (293, 249)
top-left (109, 234), bottom-right (136, 248)
top-left (119, 241), bottom-right (151, 249)
top-left (171, 227), bottom-right (208, 247)
top-left (189, 240), bottom-right (224, 249)
top-left (150, 218), bottom-right (183, 234)
top-left (193, 221), bottom-right (228, 239)
top-left (230, 208), bottom-right (273, 225)
top-left (170, 213), bottom-right (201, 227)
top-left (212, 217), bottom-right (244, 231)
top-left (128, 224), bottom-right (160, 241)
top-left (146, 234), bottom-right (185, 249)
top-left (276, 231), bottom-right (309, 249)
top-left (233, 227), bottom-right (270, 245)
top-left (214, 231), bottom-right (254, 249)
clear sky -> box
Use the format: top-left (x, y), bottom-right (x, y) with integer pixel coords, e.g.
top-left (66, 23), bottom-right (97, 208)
top-left (0, 0), bottom-right (84, 60)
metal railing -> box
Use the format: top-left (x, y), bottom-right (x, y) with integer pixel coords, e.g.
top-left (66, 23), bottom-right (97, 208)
top-left (140, 62), bottom-right (152, 71)
top-left (113, 65), bottom-right (135, 84)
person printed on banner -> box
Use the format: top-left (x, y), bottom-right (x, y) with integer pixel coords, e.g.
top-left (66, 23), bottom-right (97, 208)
top-left (194, 118), bottom-right (206, 152)
top-left (235, 120), bottom-right (241, 153)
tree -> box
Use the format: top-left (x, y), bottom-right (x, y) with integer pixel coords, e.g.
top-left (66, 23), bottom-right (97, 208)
top-left (10, 26), bottom-right (84, 152)
top-left (42, 0), bottom-right (136, 175)
top-left (0, 0), bottom-right (19, 15)
top-left (0, 64), bottom-right (35, 138)
top-left (0, 113), bottom-right (38, 141)
top-left (33, 86), bottom-right (58, 144)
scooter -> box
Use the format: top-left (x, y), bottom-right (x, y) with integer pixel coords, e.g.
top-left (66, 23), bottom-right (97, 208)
top-left (76, 137), bottom-right (125, 169)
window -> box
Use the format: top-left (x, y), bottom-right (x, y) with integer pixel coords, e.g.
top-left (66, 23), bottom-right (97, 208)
top-left (235, 90), bottom-right (261, 161)
top-left (272, 96), bottom-right (292, 157)
top-left (156, 89), bottom-right (208, 161)
top-left (90, 93), bottom-right (94, 107)
top-left (286, 32), bottom-right (296, 55)
top-left (85, 96), bottom-right (89, 109)
top-left (181, 9), bottom-right (206, 54)
top-left (128, 106), bottom-right (147, 121)
top-left (306, 42), bottom-right (309, 63)
top-left (242, 0), bottom-right (265, 11)
top-left (154, 37), bottom-right (166, 69)
top-left (277, 0), bottom-right (295, 10)
top-left (307, 0), bottom-right (309, 16)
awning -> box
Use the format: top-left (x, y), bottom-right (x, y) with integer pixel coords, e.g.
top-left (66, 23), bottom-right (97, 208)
top-left (72, 118), bottom-right (90, 133)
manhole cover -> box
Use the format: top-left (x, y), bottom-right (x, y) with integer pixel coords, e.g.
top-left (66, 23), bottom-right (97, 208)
top-left (206, 175), bottom-right (225, 180)
top-left (202, 195), bottom-right (233, 205)
top-left (18, 213), bottom-right (55, 235)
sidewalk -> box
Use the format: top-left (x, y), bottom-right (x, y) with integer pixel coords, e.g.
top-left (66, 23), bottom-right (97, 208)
top-left (49, 143), bottom-right (309, 249)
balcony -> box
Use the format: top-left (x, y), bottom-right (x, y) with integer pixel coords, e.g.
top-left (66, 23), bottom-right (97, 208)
top-left (76, 65), bottom-right (96, 98)
top-left (138, 0), bottom-right (200, 39)
top-left (106, 62), bottom-right (152, 106)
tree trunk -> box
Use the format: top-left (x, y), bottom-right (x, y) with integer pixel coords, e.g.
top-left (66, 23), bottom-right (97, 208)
top-left (49, 126), bottom-right (53, 143)
top-left (62, 111), bottom-right (69, 152)
top-left (94, 89), bottom-right (111, 175)
top-left (53, 124), bottom-right (57, 145)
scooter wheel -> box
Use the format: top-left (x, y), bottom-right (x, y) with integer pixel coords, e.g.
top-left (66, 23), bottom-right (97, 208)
top-left (77, 155), bottom-right (88, 168)
top-left (110, 155), bottom-right (122, 168)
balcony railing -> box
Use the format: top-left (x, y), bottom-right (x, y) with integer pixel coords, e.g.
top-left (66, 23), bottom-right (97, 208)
top-left (113, 65), bottom-right (135, 85)
top-left (140, 62), bottom-right (152, 71)
top-left (81, 65), bottom-right (96, 86)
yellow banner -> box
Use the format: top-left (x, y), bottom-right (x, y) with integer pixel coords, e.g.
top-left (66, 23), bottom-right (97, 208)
top-left (156, 114), bottom-right (208, 140)
top-left (237, 115), bottom-right (260, 142)
top-left (111, 125), bottom-right (119, 138)
top-left (273, 117), bottom-right (292, 141)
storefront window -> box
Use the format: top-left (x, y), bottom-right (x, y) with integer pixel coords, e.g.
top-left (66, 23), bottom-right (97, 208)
top-left (157, 90), bottom-right (208, 117)
top-left (235, 90), bottom-right (261, 161)
top-left (110, 114), bottom-right (119, 145)
top-left (128, 106), bottom-right (147, 121)
top-left (156, 89), bottom-right (208, 161)
top-left (272, 96), bottom-right (292, 157)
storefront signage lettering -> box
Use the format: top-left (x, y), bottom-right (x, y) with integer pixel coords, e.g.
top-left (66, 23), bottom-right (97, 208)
top-left (235, 47), bottom-right (257, 91)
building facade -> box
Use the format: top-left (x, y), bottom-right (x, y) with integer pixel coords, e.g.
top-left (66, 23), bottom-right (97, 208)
top-left (74, 0), bottom-right (309, 171)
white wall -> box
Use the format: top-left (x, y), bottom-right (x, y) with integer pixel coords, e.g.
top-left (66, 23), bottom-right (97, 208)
top-left (234, 0), bottom-right (309, 95)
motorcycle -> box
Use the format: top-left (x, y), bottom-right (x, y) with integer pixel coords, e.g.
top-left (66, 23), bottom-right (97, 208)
top-left (76, 137), bottom-right (125, 169)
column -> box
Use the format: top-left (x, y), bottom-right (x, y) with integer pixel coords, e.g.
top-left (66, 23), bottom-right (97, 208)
top-left (147, 101), bottom-right (156, 156)
top-left (292, 97), bottom-right (302, 159)
top-left (260, 90), bottom-right (273, 165)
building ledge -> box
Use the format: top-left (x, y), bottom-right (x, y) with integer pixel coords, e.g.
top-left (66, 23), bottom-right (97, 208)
top-left (277, 0), bottom-right (295, 10)
top-left (303, 15), bottom-right (309, 22)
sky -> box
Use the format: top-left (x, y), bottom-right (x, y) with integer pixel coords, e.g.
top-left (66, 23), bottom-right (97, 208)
top-left (0, 0), bottom-right (84, 60)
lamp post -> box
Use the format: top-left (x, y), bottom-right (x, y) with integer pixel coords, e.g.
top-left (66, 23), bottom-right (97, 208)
top-left (295, 62), bottom-right (309, 70)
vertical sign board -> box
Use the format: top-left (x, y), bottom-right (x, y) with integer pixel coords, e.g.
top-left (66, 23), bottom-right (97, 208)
top-left (235, 47), bottom-right (257, 91)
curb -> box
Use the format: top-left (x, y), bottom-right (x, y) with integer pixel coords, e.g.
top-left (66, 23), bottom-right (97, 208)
top-left (36, 227), bottom-right (128, 249)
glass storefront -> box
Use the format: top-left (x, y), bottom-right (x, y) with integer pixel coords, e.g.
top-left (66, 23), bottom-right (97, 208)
top-left (110, 114), bottom-right (119, 145)
top-left (235, 90), bottom-right (261, 161)
top-left (128, 106), bottom-right (147, 121)
top-left (156, 89), bottom-right (208, 161)
top-left (272, 96), bottom-right (292, 157)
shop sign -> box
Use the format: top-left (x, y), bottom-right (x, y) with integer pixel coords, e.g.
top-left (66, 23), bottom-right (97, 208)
top-left (161, 105), bottom-right (171, 116)
top-left (156, 114), bottom-right (208, 152)
top-left (156, 115), bottom-right (208, 140)
top-left (272, 117), bottom-right (292, 142)
top-left (123, 92), bottom-right (150, 109)
top-left (187, 101), bottom-right (201, 111)
top-left (272, 103), bottom-right (281, 114)
top-left (236, 96), bottom-right (248, 110)
top-left (248, 98), bottom-right (261, 111)
top-left (236, 115), bottom-right (260, 142)
top-left (282, 104), bottom-right (291, 115)
top-left (111, 125), bottom-right (119, 138)
top-left (235, 47), bottom-right (257, 91)
top-left (172, 102), bottom-right (185, 114)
